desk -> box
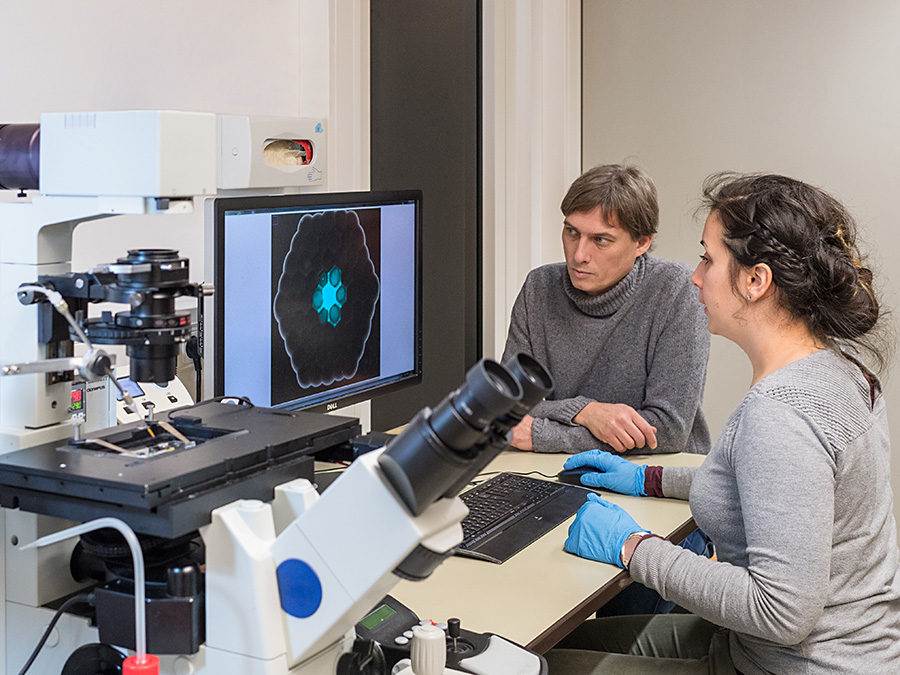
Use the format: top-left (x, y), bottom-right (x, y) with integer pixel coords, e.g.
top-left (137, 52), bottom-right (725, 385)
top-left (389, 451), bottom-right (705, 654)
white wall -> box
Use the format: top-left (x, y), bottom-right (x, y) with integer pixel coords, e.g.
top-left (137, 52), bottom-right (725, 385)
top-left (0, 2), bottom-right (370, 666)
top-left (0, 0), bottom-right (367, 271)
top-left (482, 0), bottom-right (582, 359)
top-left (582, 1), bottom-right (900, 527)
top-left (0, 0), bottom-right (369, 417)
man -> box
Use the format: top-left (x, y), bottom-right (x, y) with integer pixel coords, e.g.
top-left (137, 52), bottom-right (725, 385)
top-left (502, 164), bottom-right (710, 455)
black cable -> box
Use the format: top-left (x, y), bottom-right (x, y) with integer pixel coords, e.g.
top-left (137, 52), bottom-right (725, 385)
top-left (168, 394), bottom-right (255, 421)
top-left (185, 336), bottom-right (202, 403)
top-left (512, 469), bottom-right (559, 480)
top-left (195, 283), bottom-right (205, 400)
top-left (17, 593), bottom-right (93, 675)
top-left (467, 469), bottom-right (559, 488)
top-left (467, 470), bottom-right (502, 487)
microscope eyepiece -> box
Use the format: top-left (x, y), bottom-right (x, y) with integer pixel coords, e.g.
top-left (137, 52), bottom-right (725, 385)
top-left (457, 360), bottom-right (522, 430)
top-left (379, 355), bottom-right (553, 515)
top-left (501, 353), bottom-right (554, 422)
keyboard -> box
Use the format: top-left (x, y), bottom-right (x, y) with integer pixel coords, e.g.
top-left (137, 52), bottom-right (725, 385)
top-left (456, 472), bottom-right (591, 564)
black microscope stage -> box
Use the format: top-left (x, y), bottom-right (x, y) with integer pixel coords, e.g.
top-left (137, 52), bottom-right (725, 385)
top-left (0, 402), bottom-right (359, 537)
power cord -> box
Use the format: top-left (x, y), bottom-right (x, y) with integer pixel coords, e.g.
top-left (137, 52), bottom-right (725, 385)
top-left (167, 394), bottom-right (255, 421)
top-left (512, 470), bottom-right (559, 480)
top-left (466, 469), bottom-right (557, 488)
top-left (17, 592), bottom-right (94, 675)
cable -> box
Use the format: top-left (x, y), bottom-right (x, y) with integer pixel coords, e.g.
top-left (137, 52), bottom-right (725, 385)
top-left (18, 284), bottom-right (94, 350)
top-left (467, 470), bottom-right (502, 487)
top-left (167, 395), bottom-right (255, 421)
top-left (466, 469), bottom-right (559, 488)
top-left (512, 470), bottom-right (559, 480)
top-left (17, 592), bottom-right (93, 675)
top-left (15, 284), bottom-right (139, 411)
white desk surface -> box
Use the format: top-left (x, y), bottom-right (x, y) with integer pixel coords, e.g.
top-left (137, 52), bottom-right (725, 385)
top-left (388, 450), bottom-right (705, 653)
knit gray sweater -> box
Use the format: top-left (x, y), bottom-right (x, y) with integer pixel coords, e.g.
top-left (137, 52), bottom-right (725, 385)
top-left (502, 255), bottom-right (711, 454)
top-left (632, 349), bottom-right (900, 674)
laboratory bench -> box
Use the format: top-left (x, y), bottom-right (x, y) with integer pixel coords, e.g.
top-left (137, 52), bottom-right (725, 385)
top-left (316, 449), bottom-right (704, 654)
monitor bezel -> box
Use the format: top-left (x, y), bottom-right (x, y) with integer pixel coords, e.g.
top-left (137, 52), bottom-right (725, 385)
top-left (211, 189), bottom-right (423, 414)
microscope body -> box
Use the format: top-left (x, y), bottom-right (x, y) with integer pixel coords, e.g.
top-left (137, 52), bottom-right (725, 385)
top-left (0, 111), bottom-right (551, 675)
top-left (199, 452), bottom-right (468, 674)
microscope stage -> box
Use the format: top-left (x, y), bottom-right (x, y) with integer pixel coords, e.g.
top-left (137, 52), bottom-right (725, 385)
top-left (0, 402), bottom-right (359, 537)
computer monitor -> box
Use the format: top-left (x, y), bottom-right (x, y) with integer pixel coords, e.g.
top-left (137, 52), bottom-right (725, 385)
top-left (211, 190), bottom-right (422, 414)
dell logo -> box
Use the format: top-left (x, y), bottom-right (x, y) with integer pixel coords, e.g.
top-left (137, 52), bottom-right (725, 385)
top-left (326, 402), bottom-right (338, 411)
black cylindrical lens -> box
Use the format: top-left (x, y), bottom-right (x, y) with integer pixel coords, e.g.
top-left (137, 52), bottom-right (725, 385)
top-left (127, 343), bottom-right (179, 383)
top-left (378, 409), bottom-right (476, 515)
top-left (428, 359), bottom-right (522, 452)
top-left (167, 565), bottom-right (200, 598)
top-left (379, 359), bottom-right (523, 514)
top-left (0, 124), bottom-right (40, 191)
top-left (115, 249), bottom-right (190, 289)
top-left (505, 353), bottom-right (554, 417)
top-left (455, 360), bottom-right (522, 429)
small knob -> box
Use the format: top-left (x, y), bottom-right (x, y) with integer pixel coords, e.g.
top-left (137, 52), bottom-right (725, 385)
top-left (447, 618), bottom-right (460, 639)
top-left (411, 624), bottom-right (446, 675)
top-left (447, 617), bottom-right (461, 653)
top-left (71, 416), bottom-right (84, 441)
top-left (167, 565), bottom-right (199, 598)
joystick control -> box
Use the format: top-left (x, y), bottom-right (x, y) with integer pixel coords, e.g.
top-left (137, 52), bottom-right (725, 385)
top-left (447, 618), bottom-right (461, 653)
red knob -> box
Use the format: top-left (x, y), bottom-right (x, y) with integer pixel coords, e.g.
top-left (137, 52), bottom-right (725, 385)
top-left (123, 654), bottom-right (160, 675)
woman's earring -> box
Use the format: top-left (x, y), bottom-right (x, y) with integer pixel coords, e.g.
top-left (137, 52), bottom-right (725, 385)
top-left (747, 294), bottom-right (752, 300)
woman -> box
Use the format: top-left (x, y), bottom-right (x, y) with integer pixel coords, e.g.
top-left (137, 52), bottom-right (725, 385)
top-left (546, 173), bottom-right (900, 674)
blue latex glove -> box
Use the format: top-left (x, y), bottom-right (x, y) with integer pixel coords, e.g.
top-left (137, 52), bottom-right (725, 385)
top-left (564, 449), bottom-right (646, 496)
top-left (564, 492), bottom-right (644, 567)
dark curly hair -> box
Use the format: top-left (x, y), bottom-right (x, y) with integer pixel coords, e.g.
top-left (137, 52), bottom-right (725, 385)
top-left (701, 172), bottom-right (891, 372)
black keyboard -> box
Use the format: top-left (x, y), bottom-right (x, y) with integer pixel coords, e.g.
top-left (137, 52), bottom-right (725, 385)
top-left (456, 472), bottom-right (591, 564)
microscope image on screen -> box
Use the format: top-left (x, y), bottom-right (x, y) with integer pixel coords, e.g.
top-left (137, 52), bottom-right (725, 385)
top-left (272, 209), bottom-right (381, 392)
top-left (215, 190), bottom-right (420, 412)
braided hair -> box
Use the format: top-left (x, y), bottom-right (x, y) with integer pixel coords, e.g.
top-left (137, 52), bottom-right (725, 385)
top-left (701, 173), bottom-right (890, 372)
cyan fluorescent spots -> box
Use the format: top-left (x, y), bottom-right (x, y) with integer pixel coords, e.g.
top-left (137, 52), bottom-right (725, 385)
top-left (313, 265), bottom-right (347, 326)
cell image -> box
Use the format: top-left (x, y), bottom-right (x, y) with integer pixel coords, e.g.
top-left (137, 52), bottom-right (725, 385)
top-left (272, 209), bottom-right (381, 390)
top-left (313, 265), bottom-right (347, 327)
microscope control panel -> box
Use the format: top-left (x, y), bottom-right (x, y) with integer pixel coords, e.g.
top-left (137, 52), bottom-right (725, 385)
top-left (114, 365), bottom-right (193, 425)
top-left (356, 595), bottom-right (546, 675)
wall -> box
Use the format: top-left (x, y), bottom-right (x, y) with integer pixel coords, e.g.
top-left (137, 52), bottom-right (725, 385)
top-left (482, 0), bottom-right (582, 360)
top-left (582, 1), bottom-right (900, 527)
top-left (2, 1), bottom-right (328, 264)
top-left (0, 0), bottom-right (369, 392)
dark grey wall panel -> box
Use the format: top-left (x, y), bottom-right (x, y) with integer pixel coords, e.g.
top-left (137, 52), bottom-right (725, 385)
top-left (370, 1), bottom-right (482, 430)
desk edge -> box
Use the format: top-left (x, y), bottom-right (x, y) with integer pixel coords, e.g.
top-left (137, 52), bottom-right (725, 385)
top-left (525, 517), bottom-right (697, 654)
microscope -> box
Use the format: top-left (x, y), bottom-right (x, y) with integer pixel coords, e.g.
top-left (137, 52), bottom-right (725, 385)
top-left (0, 112), bottom-right (553, 674)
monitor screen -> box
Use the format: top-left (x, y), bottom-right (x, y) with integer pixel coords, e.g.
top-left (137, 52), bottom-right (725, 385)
top-left (212, 190), bottom-right (422, 413)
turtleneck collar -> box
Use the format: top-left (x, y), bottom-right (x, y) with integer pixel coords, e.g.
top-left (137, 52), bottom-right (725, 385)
top-left (563, 254), bottom-right (648, 317)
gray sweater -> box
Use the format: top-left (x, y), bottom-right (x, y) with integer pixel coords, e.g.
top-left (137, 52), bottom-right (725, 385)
top-left (502, 255), bottom-right (711, 454)
top-left (632, 349), bottom-right (900, 674)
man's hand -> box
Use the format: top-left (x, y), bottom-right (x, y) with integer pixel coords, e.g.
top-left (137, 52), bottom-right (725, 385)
top-left (573, 402), bottom-right (657, 453)
top-left (510, 414), bottom-right (535, 451)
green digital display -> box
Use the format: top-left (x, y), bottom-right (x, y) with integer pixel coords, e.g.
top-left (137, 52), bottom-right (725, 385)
top-left (360, 603), bottom-right (397, 630)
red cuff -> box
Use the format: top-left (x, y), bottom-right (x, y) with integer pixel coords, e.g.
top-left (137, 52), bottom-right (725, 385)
top-left (644, 465), bottom-right (664, 497)
top-left (626, 533), bottom-right (665, 570)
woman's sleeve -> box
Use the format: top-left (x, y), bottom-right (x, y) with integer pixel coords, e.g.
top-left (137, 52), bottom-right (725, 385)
top-left (629, 395), bottom-right (835, 644)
